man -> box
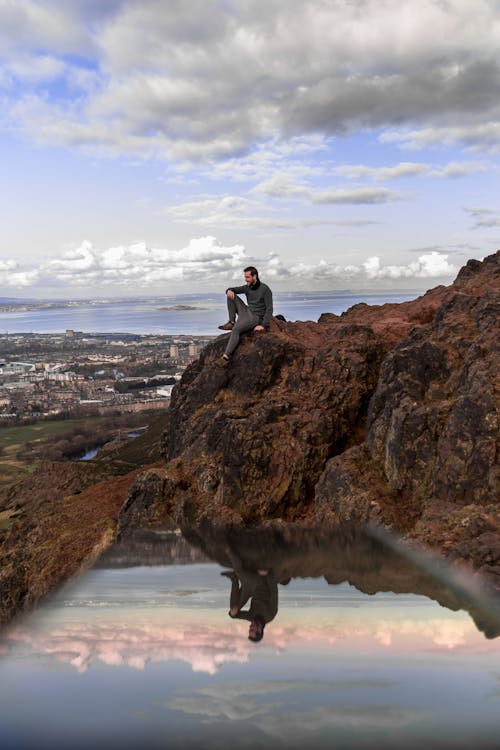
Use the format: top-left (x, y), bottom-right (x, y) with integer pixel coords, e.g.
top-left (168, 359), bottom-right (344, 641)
top-left (221, 559), bottom-right (278, 643)
top-left (218, 266), bottom-right (273, 362)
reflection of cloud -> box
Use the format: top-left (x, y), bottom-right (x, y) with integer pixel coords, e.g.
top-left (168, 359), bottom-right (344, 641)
top-left (4, 618), bottom-right (253, 675)
top-left (169, 691), bottom-right (274, 722)
top-left (259, 705), bottom-right (420, 737)
top-left (1, 606), bottom-right (490, 677)
top-left (168, 681), bottom-right (420, 738)
top-left (485, 673), bottom-right (500, 701)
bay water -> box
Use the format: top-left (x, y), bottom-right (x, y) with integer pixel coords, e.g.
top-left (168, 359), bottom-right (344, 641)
top-left (0, 290), bottom-right (419, 335)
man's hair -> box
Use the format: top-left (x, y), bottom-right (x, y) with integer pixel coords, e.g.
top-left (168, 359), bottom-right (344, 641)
top-left (244, 266), bottom-right (259, 278)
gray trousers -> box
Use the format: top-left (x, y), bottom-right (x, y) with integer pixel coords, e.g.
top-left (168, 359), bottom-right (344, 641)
top-left (225, 295), bottom-right (258, 356)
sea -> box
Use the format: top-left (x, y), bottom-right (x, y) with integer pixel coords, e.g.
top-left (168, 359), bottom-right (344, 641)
top-left (0, 290), bottom-right (420, 336)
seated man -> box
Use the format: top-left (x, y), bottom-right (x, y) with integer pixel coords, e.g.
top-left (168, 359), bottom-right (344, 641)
top-left (221, 559), bottom-right (278, 643)
top-left (218, 266), bottom-right (273, 362)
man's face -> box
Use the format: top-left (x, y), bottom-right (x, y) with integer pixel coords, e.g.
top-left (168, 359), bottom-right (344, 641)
top-left (244, 271), bottom-right (257, 285)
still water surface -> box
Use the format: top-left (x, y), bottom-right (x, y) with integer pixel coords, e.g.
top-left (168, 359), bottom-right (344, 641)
top-left (1, 527), bottom-right (499, 749)
top-left (0, 291), bottom-right (418, 335)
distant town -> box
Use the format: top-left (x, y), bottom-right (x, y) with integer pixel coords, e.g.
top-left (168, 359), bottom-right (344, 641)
top-left (0, 330), bottom-right (215, 422)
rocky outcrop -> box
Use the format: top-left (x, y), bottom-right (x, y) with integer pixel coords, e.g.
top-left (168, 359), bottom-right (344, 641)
top-left (121, 250), bottom-right (500, 583)
top-left (315, 252), bottom-right (500, 579)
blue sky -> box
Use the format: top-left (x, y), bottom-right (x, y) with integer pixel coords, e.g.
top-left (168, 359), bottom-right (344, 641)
top-left (1, 0), bottom-right (500, 298)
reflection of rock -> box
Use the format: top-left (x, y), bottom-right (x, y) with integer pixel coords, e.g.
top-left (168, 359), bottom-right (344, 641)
top-left (95, 529), bottom-right (208, 567)
top-left (120, 251), bottom-right (500, 583)
top-left (181, 521), bottom-right (500, 640)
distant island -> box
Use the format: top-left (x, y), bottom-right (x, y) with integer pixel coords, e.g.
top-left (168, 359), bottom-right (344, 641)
top-left (0, 299), bottom-right (210, 313)
top-left (158, 304), bottom-right (208, 311)
top-left (0, 301), bottom-right (84, 313)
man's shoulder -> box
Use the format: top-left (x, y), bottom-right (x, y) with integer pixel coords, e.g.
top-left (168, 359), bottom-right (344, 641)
top-left (260, 281), bottom-right (272, 293)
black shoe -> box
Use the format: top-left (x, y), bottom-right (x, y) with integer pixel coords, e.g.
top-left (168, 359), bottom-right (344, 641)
top-left (220, 570), bottom-right (238, 581)
top-left (218, 321), bottom-right (234, 330)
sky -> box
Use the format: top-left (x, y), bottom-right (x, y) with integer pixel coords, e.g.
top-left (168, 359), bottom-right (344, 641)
top-left (1, 0), bottom-right (500, 298)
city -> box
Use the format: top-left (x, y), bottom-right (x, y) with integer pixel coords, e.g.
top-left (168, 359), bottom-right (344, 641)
top-left (0, 330), bottom-right (215, 421)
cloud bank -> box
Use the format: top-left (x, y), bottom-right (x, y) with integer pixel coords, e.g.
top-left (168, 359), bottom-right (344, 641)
top-left (0, 238), bottom-right (459, 292)
top-left (3, 0), bottom-right (500, 160)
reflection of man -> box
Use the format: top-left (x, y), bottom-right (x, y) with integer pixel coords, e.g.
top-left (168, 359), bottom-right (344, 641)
top-left (221, 554), bottom-right (278, 642)
top-left (218, 266), bottom-right (273, 363)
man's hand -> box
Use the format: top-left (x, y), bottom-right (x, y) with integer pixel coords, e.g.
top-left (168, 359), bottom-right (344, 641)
top-left (253, 325), bottom-right (265, 331)
top-left (227, 289), bottom-right (235, 300)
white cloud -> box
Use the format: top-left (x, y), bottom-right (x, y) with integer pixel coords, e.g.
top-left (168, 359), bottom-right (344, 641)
top-left (474, 217), bottom-right (500, 227)
top-left (165, 191), bottom-right (382, 229)
top-left (464, 206), bottom-right (500, 229)
top-left (0, 242), bottom-right (460, 292)
top-left (333, 161), bottom-right (487, 181)
top-left (49, 240), bottom-right (98, 274)
top-left (5, 54), bottom-right (66, 83)
top-left (334, 162), bottom-right (429, 181)
top-left (429, 161), bottom-right (487, 178)
top-left (311, 187), bottom-right (405, 205)
top-left (260, 249), bottom-right (458, 282)
top-left (3, 1), bottom-right (500, 159)
top-left (0, 259), bottom-right (17, 271)
top-left (252, 177), bottom-right (405, 205)
top-left (380, 122), bottom-right (500, 153)
top-left (0, 258), bottom-right (39, 287)
top-left (44, 236), bottom-right (248, 287)
top-left (166, 195), bottom-right (260, 224)
top-left (363, 251), bottom-right (457, 279)
top-left (0, 0), bottom-right (91, 55)
top-left (0, 269), bottom-right (39, 287)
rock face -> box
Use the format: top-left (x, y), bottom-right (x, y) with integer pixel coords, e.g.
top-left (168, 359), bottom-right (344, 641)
top-left (120, 250), bottom-right (500, 582)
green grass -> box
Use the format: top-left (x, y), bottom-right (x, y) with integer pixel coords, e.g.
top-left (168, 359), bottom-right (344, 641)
top-left (95, 413), bottom-right (166, 466)
top-left (0, 417), bottom-right (103, 451)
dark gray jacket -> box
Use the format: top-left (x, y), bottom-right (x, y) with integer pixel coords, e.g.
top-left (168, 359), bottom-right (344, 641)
top-left (227, 281), bottom-right (273, 327)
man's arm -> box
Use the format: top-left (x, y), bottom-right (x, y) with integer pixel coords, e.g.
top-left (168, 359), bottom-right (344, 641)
top-left (230, 610), bottom-right (253, 621)
top-left (226, 284), bottom-right (247, 295)
top-left (261, 286), bottom-right (273, 328)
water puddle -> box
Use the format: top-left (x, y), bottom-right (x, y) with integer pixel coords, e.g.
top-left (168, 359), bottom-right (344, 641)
top-left (1, 524), bottom-right (499, 749)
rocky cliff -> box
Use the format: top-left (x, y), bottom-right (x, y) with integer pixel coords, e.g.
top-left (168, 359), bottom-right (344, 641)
top-left (120, 250), bottom-right (499, 583)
